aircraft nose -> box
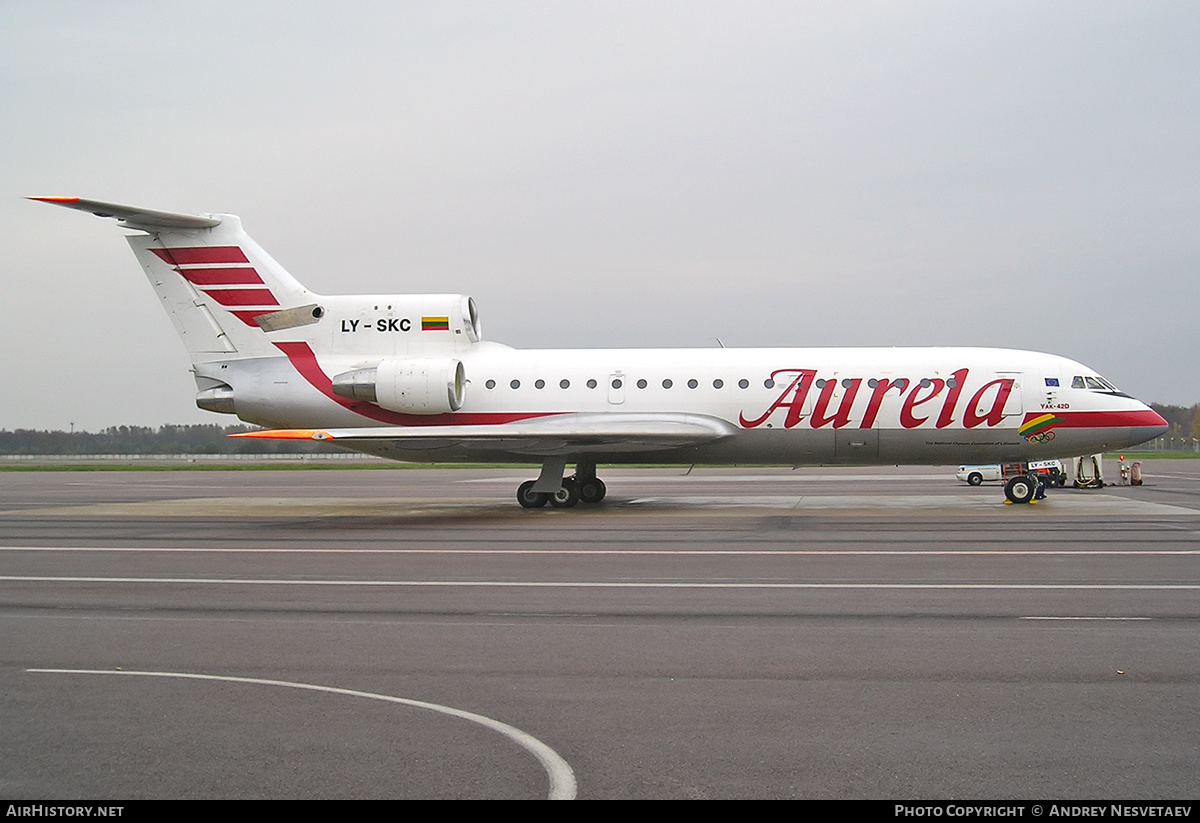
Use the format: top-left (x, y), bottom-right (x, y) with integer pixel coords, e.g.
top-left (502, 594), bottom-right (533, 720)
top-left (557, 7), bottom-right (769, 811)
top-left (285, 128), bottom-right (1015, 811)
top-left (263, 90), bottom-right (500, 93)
top-left (1134, 404), bottom-right (1169, 444)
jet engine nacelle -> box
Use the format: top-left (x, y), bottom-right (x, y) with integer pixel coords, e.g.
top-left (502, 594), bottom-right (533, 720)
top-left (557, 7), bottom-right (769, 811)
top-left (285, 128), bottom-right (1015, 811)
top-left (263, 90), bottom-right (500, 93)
top-left (331, 358), bottom-right (466, 414)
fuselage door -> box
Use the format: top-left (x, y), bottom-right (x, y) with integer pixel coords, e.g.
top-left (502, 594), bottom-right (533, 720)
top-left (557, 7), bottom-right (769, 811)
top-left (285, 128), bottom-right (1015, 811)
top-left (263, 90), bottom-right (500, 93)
top-left (996, 371), bottom-right (1024, 416)
top-left (608, 372), bottom-right (626, 405)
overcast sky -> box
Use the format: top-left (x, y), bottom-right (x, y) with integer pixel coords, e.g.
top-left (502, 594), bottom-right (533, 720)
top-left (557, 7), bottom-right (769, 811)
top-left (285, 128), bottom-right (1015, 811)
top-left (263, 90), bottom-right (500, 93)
top-left (2, 1), bottom-right (1197, 430)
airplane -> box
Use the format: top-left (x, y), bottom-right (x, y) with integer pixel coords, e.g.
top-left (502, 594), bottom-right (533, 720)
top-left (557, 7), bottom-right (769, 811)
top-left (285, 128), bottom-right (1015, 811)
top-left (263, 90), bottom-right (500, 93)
top-left (32, 196), bottom-right (1169, 507)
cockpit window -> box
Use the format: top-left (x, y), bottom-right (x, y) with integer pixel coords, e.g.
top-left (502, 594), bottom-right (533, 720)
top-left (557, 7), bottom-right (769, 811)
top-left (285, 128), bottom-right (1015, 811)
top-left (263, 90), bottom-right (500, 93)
top-left (1077, 375), bottom-right (1123, 393)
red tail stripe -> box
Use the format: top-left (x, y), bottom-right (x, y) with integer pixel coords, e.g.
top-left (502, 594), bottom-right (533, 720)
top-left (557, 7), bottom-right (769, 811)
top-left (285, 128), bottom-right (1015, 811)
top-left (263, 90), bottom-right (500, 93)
top-left (230, 311), bottom-right (269, 327)
top-left (179, 267), bottom-right (264, 286)
top-left (150, 246), bottom-right (250, 265)
top-left (201, 288), bottom-right (279, 307)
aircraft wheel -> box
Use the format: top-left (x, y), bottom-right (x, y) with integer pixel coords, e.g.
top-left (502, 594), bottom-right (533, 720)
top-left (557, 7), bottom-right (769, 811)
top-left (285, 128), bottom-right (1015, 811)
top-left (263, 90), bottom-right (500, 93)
top-left (548, 477), bottom-right (580, 508)
top-left (578, 477), bottom-right (606, 504)
top-left (967, 472), bottom-right (983, 486)
top-left (517, 480), bottom-right (548, 508)
top-left (1004, 475), bottom-right (1036, 504)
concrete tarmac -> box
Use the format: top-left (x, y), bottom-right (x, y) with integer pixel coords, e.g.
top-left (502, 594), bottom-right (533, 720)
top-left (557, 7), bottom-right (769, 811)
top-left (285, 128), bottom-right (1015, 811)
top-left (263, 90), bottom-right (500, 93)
top-left (2, 462), bottom-right (1198, 799)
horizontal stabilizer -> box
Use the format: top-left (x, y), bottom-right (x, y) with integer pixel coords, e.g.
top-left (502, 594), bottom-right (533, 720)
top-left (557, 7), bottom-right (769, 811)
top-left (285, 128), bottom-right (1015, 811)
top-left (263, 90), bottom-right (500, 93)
top-left (28, 197), bottom-right (221, 230)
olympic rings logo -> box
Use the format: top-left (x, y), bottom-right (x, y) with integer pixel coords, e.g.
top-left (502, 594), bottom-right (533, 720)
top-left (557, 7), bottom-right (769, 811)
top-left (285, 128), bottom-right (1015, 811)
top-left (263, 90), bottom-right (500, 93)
top-left (1024, 430), bottom-right (1056, 443)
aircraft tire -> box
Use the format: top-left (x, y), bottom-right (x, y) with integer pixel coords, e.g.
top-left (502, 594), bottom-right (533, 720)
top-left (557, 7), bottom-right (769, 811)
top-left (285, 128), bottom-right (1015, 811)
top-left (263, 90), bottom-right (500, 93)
top-left (1004, 475), bottom-right (1036, 504)
top-left (578, 477), bottom-right (607, 504)
top-left (548, 477), bottom-right (580, 508)
top-left (517, 480), bottom-right (549, 508)
top-left (967, 472), bottom-right (983, 486)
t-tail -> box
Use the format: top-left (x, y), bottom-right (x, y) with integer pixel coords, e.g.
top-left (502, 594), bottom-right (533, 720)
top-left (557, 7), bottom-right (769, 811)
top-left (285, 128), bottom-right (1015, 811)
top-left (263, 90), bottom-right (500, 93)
top-left (31, 197), bottom-right (317, 362)
top-left (33, 197), bottom-right (483, 425)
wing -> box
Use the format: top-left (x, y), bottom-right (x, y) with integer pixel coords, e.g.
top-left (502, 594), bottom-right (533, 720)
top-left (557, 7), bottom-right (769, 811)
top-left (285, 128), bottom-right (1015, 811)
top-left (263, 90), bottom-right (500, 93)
top-left (231, 412), bottom-right (739, 457)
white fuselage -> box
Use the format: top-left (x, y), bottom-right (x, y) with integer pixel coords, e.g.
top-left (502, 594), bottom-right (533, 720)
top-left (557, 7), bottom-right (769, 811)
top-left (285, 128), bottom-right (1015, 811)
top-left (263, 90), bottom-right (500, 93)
top-left (203, 341), bottom-right (1165, 466)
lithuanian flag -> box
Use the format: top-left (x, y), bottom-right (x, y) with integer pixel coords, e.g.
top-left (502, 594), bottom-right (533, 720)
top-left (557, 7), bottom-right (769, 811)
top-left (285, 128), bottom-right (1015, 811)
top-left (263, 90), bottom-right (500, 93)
top-left (421, 316), bottom-right (450, 331)
top-left (1018, 413), bottom-right (1063, 436)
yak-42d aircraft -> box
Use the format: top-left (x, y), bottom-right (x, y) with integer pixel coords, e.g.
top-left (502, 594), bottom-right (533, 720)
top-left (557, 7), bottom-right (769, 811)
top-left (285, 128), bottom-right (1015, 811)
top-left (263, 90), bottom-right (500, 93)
top-left (34, 197), bottom-right (1168, 506)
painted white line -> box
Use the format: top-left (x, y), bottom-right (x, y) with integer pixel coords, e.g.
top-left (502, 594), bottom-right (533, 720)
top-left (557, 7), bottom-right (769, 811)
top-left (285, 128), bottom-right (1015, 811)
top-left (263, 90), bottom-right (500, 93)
top-left (25, 668), bottom-right (576, 801)
top-left (458, 474), bottom-right (953, 484)
top-left (1019, 616), bottom-right (1154, 621)
top-left (626, 495), bottom-right (1198, 514)
top-left (4, 576), bottom-right (1199, 590)
top-left (2, 546), bottom-right (1199, 556)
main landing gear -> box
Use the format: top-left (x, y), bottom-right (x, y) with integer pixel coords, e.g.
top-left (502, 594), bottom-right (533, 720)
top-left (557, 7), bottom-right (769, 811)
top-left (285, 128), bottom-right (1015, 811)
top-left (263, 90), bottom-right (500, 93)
top-left (516, 459), bottom-right (607, 509)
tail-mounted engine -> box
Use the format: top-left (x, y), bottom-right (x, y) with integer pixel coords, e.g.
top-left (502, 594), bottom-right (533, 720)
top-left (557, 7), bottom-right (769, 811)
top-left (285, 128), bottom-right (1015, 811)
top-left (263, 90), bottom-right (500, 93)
top-left (331, 358), bottom-right (466, 414)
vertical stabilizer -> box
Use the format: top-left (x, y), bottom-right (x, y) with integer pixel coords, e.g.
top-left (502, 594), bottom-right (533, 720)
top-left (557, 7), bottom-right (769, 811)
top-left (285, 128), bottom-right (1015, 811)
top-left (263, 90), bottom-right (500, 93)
top-left (31, 198), bottom-right (323, 361)
top-left (127, 215), bottom-right (319, 359)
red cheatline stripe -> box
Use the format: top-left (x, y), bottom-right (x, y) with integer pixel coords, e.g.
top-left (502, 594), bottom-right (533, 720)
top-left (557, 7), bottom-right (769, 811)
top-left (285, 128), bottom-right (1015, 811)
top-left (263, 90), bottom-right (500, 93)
top-left (1033, 410), bottom-right (1167, 428)
top-left (200, 288), bottom-right (279, 307)
top-left (273, 341), bottom-right (561, 427)
top-left (150, 246), bottom-right (250, 265)
top-left (178, 267), bottom-right (264, 286)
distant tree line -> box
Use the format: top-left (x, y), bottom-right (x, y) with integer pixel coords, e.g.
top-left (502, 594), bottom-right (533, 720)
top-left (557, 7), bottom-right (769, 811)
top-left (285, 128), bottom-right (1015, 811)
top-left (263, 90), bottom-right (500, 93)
top-left (1150, 403), bottom-right (1200, 442)
top-left (0, 424), bottom-right (339, 455)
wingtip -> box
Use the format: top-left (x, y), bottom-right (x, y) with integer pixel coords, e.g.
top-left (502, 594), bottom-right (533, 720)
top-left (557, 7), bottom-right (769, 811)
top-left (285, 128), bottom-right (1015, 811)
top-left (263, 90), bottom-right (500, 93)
top-left (28, 196), bottom-right (81, 203)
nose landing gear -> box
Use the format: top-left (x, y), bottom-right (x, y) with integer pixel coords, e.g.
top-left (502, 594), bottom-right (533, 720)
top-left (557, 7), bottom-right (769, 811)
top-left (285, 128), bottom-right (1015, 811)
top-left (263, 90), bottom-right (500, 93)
top-left (1004, 471), bottom-right (1048, 504)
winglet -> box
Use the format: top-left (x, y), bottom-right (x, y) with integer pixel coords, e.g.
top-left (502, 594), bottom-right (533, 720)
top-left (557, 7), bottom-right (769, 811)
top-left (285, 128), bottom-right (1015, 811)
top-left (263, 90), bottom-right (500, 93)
top-left (228, 429), bottom-right (334, 441)
top-left (28, 196), bottom-right (222, 230)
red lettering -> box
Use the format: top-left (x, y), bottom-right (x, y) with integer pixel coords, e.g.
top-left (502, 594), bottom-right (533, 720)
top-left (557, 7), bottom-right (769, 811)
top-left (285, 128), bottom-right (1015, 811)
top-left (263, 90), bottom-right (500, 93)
top-left (900, 379), bottom-right (946, 428)
top-left (859, 378), bottom-right (908, 429)
top-left (739, 366), bottom-right (981, 430)
top-left (738, 369), bottom-right (817, 429)
top-left (936, 368), bottom-right (969, 428)
top-left (964, 378), bottom-right (1014, 428)
top-left (811, 378), bottom-right (861, 429)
